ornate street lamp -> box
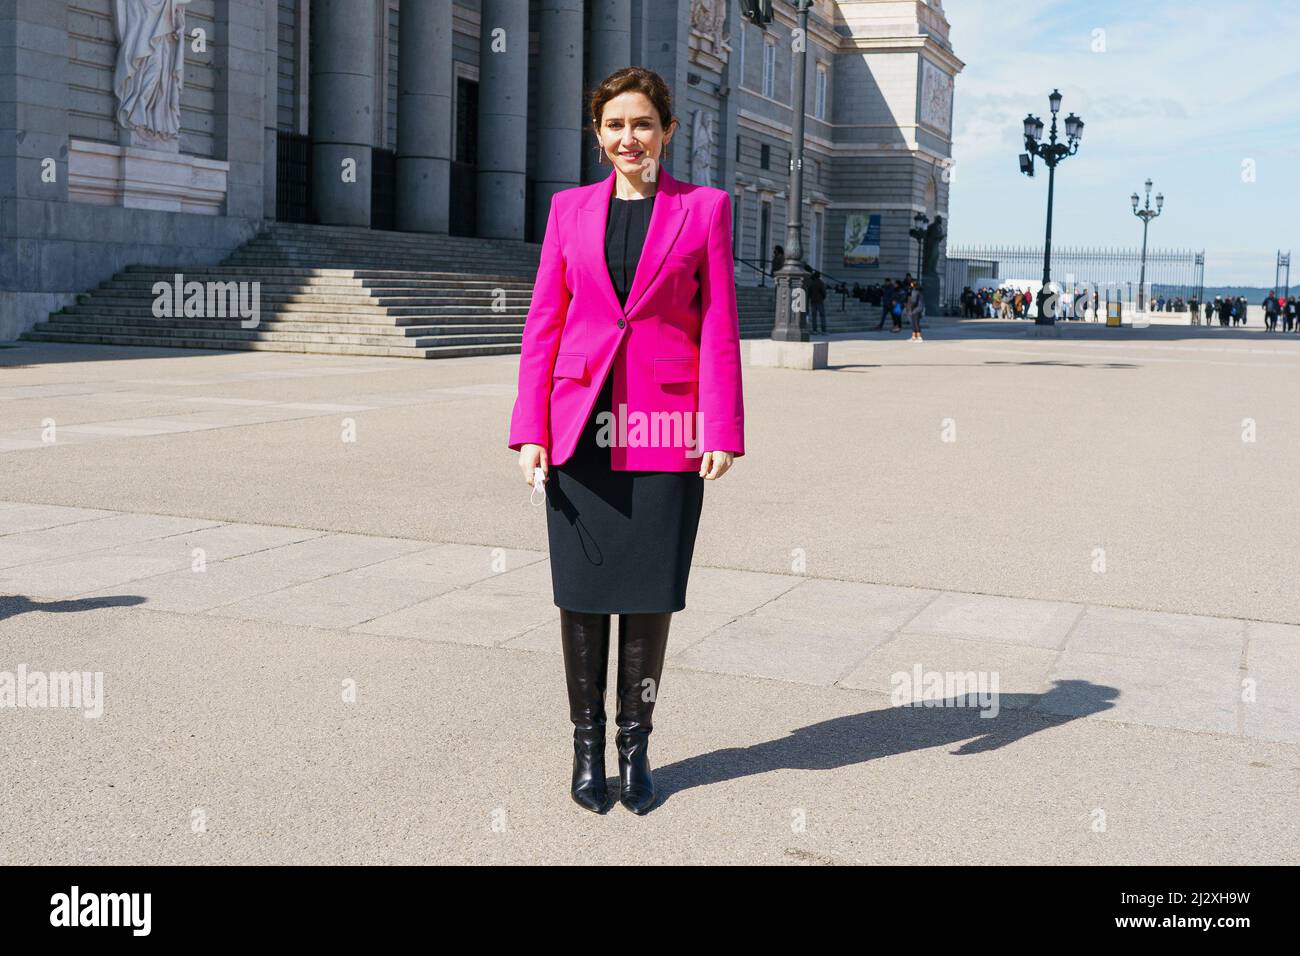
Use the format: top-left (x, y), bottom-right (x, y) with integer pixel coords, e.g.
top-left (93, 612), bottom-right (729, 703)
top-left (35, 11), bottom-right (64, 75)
top-left (908, 212), bottom-right (929, 281)
top-left (1131, 178), bottom-right (1163, 311)
top-left (770, 0), bottom-right (812, 341)
top-left (740, 0), bottom-right (773, 26)
top-left (1019, 88), bottom-right (1083, 324)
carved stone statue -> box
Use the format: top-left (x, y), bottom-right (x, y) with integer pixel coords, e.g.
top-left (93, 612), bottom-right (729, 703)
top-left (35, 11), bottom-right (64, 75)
top-left (690, 0), bottom-right (730, 54)
top-left (690, 110), bottom-right (715, 187)
top-left (922, 215), bottom-right (945, 275)
top-left (113, 0), bottom-right (192, 150)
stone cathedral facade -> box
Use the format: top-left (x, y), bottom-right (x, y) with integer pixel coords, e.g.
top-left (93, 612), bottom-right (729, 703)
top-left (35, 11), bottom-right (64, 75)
top-left (0, 0), bottom-right (962, 340)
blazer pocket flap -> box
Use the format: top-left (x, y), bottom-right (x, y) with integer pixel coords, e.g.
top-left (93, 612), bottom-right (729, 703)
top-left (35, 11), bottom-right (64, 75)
top-left (553, 352), bottom-right (587, 379)
top-left (654, 357), bottom-right (697, 384)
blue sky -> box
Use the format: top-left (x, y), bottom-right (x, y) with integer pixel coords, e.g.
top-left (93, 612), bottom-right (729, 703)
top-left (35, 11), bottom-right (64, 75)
top-left (944, 0), bottom-right (1300, 284)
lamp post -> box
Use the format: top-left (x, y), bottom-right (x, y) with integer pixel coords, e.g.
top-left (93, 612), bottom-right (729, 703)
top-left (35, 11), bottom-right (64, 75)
top-left (1194, 251), bottom-right (1205, 322)
top-left (908, 212), bottom-right (929, 282)
top-left (1019, 88), bottom-right (1084, 325)
top-left (1131, 179), bottom-right (1163, 311)
top-left (764, 0), bottom-right (812, 342)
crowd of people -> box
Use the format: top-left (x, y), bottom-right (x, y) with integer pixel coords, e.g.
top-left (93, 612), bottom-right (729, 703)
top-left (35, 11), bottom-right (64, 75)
top-left (1261, 292), bottom-right (1298, 332)
top-left (1199, 295), bottom-right (1251, 326)
top-left (956, 285), bottom-right (1106, 321)
top-left (839, 275), bottom-right (928, 339)
top-left (766, 260), bottom-right (1299, 337)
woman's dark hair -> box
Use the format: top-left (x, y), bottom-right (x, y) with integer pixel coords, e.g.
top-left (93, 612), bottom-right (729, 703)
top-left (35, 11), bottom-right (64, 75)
top-left (588, 67), bottom-right (676, 138)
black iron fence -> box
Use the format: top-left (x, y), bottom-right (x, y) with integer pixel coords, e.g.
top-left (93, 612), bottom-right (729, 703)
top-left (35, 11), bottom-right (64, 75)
top-left (944, 244), bottom-right (1206, 314)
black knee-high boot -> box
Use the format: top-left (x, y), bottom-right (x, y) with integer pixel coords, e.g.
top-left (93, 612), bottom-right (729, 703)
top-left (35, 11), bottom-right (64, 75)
top-left (615, 611), bottom-right (673, 814)
top-left (560, 608), bottom-right (611, 812)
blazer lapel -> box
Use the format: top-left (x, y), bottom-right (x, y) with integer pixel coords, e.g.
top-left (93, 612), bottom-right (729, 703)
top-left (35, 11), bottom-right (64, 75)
top-left (579, 164), bottom-right (687, 320)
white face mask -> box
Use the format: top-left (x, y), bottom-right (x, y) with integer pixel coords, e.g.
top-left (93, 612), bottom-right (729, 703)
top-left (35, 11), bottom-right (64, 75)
top-left (530, 466), bottom-right (547, 506)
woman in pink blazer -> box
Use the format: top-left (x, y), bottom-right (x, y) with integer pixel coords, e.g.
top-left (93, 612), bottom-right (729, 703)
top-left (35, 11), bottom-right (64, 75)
top-left (508, 67), bottom-right (744, 815)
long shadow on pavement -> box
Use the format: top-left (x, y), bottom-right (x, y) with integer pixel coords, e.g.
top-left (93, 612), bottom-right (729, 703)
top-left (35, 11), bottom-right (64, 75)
top-left (0, 594), bottom-right (146, 622)
top-left (652, 679), bottom-right (1119, 809)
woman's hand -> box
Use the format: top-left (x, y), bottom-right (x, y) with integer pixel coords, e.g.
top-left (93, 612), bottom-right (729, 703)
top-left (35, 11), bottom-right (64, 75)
top-left (698, 450), bottom-right (734, 480)
top-left (519, 443), bottom-right (549, 486)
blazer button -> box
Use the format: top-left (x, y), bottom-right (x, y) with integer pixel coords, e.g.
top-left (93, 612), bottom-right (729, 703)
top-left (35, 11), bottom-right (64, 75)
top-left (617, 318), bottom-right (626, 329)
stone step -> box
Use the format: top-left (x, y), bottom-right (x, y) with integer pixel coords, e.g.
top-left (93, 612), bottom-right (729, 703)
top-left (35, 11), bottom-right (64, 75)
top-left (76, 292), bottom-right (534, 310)
top-left (100, 278), bottom-right (367, 291)
top-left (251, 233), bottom-right (537, 250)
top-left (66, 300), bottom-right (391, 317)
top-left (46, 312), bottom-right (820, 335)
top-left (44, 218), bottom-right (882, 358)
top-left (124, 265), bottom-right (538, 284)
top-left (228, 249), bottom-right (537, 264)
top-left (57, 304), bottom-right (529, 325)
top-left (29, 320), bottom-right (526, 349)
top-left (228, 240), bottom-right (535, 254)
top-left (39, 314), bottom-right (526, 336)
top-left (221, 258), bottom-right (538, 275)
top-left (242, 239), bottom-right (537, 254)
top-left (20, 330), bottom-right (524, 359)
top-left (60, 300), bottom-right (878, 331)
top-left (262, 226), bottom-right (539, 249)
top-left (99, 278), bottom-right (534, 294)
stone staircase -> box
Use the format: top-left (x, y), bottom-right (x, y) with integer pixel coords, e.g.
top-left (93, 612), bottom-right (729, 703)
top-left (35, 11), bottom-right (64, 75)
top-left (22, 222), bottom-right (885, 358)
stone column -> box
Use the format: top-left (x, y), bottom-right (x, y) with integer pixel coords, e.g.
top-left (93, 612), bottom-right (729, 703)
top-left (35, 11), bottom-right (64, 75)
top-left (310, 0), bottom-right (375, 227)
top-left (263, 0), bottom-right (279, 219)
top-left (476, 0), bottom-right (528, 240)
top-left (639, 0), bottom-right (689, 170)
top-left (213, 0), bottom-right (266, 221)
top-left (582, 0), bottom-right (631, 184)
top-left (532, 0), bottom-right (583, 239)
top-left (396, 0), bottom-right (452, 233)
top-left (0, 0), bottom-right (72, 341)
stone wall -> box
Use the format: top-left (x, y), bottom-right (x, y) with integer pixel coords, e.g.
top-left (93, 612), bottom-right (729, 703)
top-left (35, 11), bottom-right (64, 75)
top-left (0, 0), bottom-right (266, 341)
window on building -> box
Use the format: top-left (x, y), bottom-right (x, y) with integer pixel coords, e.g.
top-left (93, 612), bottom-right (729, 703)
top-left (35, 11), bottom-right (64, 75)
top-left (738, 20), bottom-right (746, 88)
top-left (815, 64), bottom-right (827, 120)
top-left (760, 143), bottom-right (769, 170)
top-left (762, 36), bottom-right (775, 98)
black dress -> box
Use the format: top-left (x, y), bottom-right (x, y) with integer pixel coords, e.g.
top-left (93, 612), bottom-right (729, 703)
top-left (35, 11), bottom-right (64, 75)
top-left (544, 192), bottom-right (706, 614)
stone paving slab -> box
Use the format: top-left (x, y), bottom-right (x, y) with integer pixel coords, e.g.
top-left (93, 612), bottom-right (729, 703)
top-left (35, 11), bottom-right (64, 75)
top-left (0, 512), bottom-right (222, 569)
top-left (5, 336), bottom-right (1297, 625)
top-left (0, 502), bottom-right (118, 535)
top-left (1242, 622), bottom-right (1300, 744)
top-left (353, 587), bottom-right (559, 647)
top-left (840, 634), bottom-right (1060, 708)
top-left (1, 603), bottom-right (1295, 865)
top-left (0, 382), bottom-right (519, 451)
top-left (903, 591), bottom-right (1083, 650)
top-left (2, 500), bottom-right (1295, 747)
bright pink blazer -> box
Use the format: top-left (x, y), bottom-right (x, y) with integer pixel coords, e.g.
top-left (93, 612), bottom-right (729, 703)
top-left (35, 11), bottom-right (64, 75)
top-left (507, 164), bottom-right (745, 471)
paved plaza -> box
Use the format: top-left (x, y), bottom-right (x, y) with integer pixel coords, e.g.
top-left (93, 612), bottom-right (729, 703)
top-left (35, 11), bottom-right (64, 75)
top-left (1, 319), bottom-right (1297, 864)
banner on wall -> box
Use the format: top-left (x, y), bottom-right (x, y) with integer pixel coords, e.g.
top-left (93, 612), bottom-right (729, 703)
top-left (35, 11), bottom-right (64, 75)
top-left (843, 213), bottom-right (881, 268)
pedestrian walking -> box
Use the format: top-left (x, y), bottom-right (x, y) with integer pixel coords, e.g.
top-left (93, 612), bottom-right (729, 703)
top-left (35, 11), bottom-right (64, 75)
top-left (807, 269), bottom-right (827, 334)
top-left (905, 278), bottom-right (925, 340)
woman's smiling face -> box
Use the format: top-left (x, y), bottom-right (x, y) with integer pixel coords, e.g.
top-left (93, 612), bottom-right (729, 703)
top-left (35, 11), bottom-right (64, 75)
top-left (596, 91), bottom-right (676, 179)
